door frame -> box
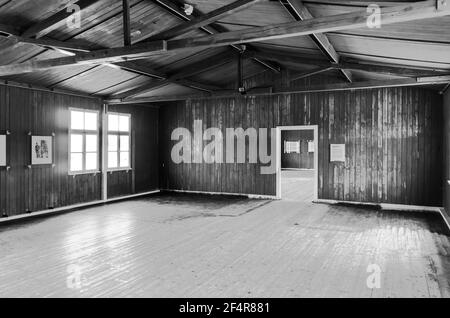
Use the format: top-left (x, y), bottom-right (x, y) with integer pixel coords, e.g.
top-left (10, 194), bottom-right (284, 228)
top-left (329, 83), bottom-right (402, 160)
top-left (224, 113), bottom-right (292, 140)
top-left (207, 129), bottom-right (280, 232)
top-left (276, 125), bottom-right (318, 200)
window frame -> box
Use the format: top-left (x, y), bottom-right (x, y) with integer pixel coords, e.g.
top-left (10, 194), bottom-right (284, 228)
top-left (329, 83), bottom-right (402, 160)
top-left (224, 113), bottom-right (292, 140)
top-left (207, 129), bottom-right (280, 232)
top-left (68, 108), bottom-right (100, 175)
top-left (107, 112), bottom-right (132, 172)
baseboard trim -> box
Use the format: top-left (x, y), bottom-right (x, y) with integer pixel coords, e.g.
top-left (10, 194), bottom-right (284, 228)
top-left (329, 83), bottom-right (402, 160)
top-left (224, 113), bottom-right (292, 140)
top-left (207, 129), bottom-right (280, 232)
top-left (0, 190), bottom-right (160, 224)
top-left (314, 199), bottom-right (443, 213)
top-left (163, 189), bottom-right (277, 200)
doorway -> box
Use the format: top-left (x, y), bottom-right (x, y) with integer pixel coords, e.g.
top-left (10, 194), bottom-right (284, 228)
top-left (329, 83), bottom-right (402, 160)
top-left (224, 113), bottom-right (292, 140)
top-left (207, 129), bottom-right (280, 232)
top-left (276, 126), bottom-right (318, 201)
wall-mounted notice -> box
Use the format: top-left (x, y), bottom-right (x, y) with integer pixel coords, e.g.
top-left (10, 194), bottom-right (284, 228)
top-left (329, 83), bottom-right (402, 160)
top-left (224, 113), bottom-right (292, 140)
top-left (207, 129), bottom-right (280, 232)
top-left (0, 135), bottom-right (6, 166)
top-left (330, 144), bottom-right (345, 162)
top-left (308, 141), bottom-right (314, 153)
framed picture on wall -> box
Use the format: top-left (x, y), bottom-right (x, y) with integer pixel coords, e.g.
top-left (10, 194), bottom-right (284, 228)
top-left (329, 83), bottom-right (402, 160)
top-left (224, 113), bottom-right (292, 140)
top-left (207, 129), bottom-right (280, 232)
top-left (0, 135), bottom-right (6, 166)
top-left (31, 136), bottom-right (53, 165)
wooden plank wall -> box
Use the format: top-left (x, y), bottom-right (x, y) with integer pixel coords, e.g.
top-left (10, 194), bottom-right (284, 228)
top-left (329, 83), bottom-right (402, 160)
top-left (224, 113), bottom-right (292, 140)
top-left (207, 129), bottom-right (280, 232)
top-left (281, 130), bottom-right (314, 169)
top-left (444, 90), bottom-right (450, 214)
top-left (107, 104), bottom-right (159, 198)
top-left (0, 85), bottom-right (160, 217)
top-left (159, 86), bottom-right (443, 206)
top-left (0, 85), bottom-right (102, 217)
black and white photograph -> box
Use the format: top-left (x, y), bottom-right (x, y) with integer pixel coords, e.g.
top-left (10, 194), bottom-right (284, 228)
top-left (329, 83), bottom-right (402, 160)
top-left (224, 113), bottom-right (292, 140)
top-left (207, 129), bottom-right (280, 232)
top-left (31, 136), bottom-right (53, 165)
top-left (0, 0), bottom-right (450, 304)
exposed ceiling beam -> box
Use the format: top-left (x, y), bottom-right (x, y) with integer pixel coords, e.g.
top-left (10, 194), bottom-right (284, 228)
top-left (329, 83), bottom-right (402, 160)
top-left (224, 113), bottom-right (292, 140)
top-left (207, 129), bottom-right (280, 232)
top-left (1, 0), bottom-right (449, 76)
top-left (0, 24), bottom-right (90, 52)
top-left (113, 51), bottom-right (236, 99)
top-left (21, 0), bottom-right (102, 39)
top-left (290, 66), bottom-right (335, 81)
top-left (282, 0), bottom-right (353, 82)
top-left (151, 0), bottom-right (281, 73)
top-left (106, 75), bottom-right (450, 104)
top-left (248, 51), bottom-right (450, 78)
top-left (148, 0), bottom-right (266, 41)
top-left (122, 0), bottom-right (132, 46)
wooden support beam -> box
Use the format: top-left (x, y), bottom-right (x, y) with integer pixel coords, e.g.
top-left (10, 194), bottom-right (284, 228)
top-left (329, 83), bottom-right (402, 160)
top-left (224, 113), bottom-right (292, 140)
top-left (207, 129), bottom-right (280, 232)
top-left (148, 0), bottom-right (266, 41)
top-left (284, 0), bottom-right (352, 81)
top-left (1, 0), bottom-right (449, 76)
top-left (249, 51), bottom-right (450, 78)
top-left (151, 0), bottom-right (280, 73)
top-left (122, 0), bottom-right (132, 46)
top-left (290, 66), bottom-right (334, 81)
top-left (113, 51), bottom-right (236, 99)
top-left (106, 75), bottom-right (450, 104)
top-left (21, 0), bottom-right (101, 39)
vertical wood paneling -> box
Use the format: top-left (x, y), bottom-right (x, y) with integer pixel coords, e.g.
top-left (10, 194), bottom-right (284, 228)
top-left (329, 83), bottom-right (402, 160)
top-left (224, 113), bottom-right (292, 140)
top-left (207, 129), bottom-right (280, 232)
top-left (0, 85), bottom-right (102, 217)
top-left (107, 104), bottom-right (159, 198)
top-left (160, 86), bottom-right (443, 206)
top-left (443, 90), bottom-right (450, 214)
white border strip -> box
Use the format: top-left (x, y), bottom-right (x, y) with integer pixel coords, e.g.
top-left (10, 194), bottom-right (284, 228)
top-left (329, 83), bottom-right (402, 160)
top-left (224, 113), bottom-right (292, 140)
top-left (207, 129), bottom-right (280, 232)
top-left (0, 190), bottom-right (160, 224)
top-left (164, 189), bottom-right (277, 200)
top-left (314, 198), bottom-right (443, 213)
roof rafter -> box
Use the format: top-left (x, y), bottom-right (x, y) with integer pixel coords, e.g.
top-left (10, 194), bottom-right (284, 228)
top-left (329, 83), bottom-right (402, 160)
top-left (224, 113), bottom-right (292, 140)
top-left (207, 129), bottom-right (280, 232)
top-left (148, 0), bottom-right (266, 41)
top-left (106, 75), bottom-right (450, 104)
top-left (151, 0), bottom-right (281, 73)
top-left (248, 50), bottom-right (450, 78)
top-left (113, 50), bottom-right (237, 99)
top-left (1, 0), bottom-right (449, 77)
top-left (281, 0), bottom-right (353, 82)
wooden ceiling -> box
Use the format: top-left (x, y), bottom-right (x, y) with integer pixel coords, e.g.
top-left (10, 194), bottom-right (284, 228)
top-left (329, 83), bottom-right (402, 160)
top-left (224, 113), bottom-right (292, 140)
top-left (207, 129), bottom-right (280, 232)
top-left (0, 0), bottom-right (449, 102)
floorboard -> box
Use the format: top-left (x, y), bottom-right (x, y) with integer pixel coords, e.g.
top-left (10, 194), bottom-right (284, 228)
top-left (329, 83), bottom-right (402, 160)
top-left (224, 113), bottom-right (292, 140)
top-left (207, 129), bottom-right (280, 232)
top-left (0, 192), bottom-right (449, 298)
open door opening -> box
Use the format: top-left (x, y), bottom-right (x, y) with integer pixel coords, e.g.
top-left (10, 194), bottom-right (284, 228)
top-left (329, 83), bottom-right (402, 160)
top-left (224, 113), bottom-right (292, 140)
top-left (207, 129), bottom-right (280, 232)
top-left (276, 126), bottom-right (318, 202)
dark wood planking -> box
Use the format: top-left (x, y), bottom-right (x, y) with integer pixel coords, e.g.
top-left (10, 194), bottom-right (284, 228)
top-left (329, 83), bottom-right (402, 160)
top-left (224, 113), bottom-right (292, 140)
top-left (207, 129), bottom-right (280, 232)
top-left (2, 0), bottom-right (450, 77)
top-left (0, 85), bottom-right (160, 216)
top-left (443, 90), bottom-right (450, 215)
top-left (107, 104), bottom-right (159, 198)
top-left (159, 81), bottom-right (443, 206)
top-left (0, 85), bottom-right (102, 216)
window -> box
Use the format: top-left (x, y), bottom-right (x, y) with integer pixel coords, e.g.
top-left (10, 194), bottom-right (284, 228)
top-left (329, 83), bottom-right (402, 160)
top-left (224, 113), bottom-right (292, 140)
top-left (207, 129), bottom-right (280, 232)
top-left (108, 113), bottom-right (131, 170)
top-left (284, 141), bottom-right (300, 154)
top-left (69, 109), bottom-right (99, 173)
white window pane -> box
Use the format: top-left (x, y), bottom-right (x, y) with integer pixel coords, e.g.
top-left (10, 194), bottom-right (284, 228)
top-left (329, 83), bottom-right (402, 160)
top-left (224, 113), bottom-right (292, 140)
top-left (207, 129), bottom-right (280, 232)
top-left (108, 114), bottom-right (119, 131)
top-left (86, 134), bottom-right (97, 152)
top-left (108, 135), bottom-right (118, 151)
top-left (70, 153), bottom-right (83, 171)
top-left (85, 152), bottom-right (98, 170)
top-left (120, 135), bottom-right (129, 151)
top-left (70, 134), bottom-right (83, 153)
top-left (71, 111), bottom-right (84, 130)
top-left (84, 112), bottom-right (98, 131)
top-left (108, 151), bottom-right (118, 168)
top-left (120, 152), bottom-right (129, 168)
top-left (119, 115), bottom-right (130, 132)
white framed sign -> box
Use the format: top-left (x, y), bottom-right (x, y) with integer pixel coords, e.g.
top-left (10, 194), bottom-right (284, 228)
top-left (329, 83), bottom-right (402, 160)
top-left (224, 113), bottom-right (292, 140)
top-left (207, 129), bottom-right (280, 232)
top-left (0, 135), bottom-right (5, 166)
top-left (31, 136), bottom-right (53, 165)
top-left (308, 141), bottom-right (315, 153)
top-left (330, 144), bottom-right (345, 162)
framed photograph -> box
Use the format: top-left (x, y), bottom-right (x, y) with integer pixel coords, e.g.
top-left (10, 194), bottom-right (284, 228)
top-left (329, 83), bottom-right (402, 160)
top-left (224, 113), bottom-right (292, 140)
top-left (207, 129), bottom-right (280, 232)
top-left (0, 135), bottom-right (5, 166)
top-left (31, 136), bottom-right (53, 165)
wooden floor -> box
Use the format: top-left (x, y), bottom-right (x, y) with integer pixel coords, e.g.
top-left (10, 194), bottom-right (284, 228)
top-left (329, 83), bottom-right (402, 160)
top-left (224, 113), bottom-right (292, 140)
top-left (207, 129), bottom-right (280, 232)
top-left (0, 192), bottom-right (449, 298)
top-left (281, 169), bottom-right (315, 201)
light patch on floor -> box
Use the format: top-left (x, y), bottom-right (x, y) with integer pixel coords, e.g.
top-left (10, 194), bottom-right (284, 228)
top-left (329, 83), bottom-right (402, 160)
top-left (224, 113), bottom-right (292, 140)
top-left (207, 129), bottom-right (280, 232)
top-left (0, 192), bottom-right (449, 298)
top-left (281, 169), bottom-right (315, 202)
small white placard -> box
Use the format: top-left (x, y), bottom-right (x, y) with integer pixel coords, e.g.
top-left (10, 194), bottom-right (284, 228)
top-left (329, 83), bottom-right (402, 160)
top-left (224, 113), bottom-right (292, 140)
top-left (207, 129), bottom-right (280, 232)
top-left (308, 141), bottom-right (314, 153)
top-left (0, 135), bottom-right (5, 166)
top-left (330, 144), bottom-right (345, 162)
